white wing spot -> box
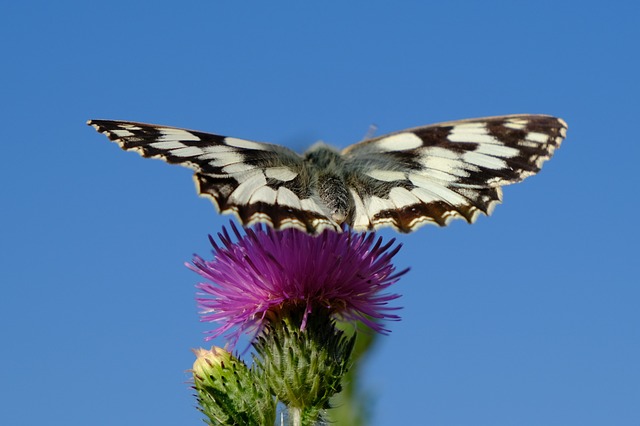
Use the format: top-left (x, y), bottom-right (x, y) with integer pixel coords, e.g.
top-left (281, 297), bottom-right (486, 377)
top-left (149, 141), bottom-right (186, 150)
top-left (171, 146), bottom-right (206, 157)
top-left (389, 187), bottom-right (420, 208)
top-left (225, 137), bottom-right (269, 151)
top-left (421, 146), bottom-right (462, 160)
top-left (229, 172), bottom-right (267, 204)
top-left (300, 198), bottom-right (327, 215)
top-left (411, 187), bottom-right (438, 204)
top-left (462, 151), bottom-right (507, 170)
top-left (111, 129), bottom-right (134, 137)
top-left (474, 143), bottom-right (520, 158)
top-left (232, 169), bottom-right (263, 184)
top-left (198, 145), bottom-right (239, 160)
top-left (449, 132), bottom-right (498, 144)
top-left (448, 126), bottom-right (499, 144)
top-left (119, 124), bottom-right (141, 130)
top-left (449, 122), bottom-right (487, 131)
top-left (366, 170), bottom-right (406, 182)
top-left (365, 196), bottom-right (395, 217)
top-left (276, 187), bottom-right (302, 209)
top-left (422, 168), bottom-right (464, 183)
top-left (420, 155), bottom-right (464, 178)
top-left (207, 152), bottom-right (244, 167)
top-left (503, 121), bottom-right (527, 130)
top-left (265, 167), bottom-right (298, 182)
top-left (526, 132), bottom-right (550, 143)
top-left (409, 174), bottom-right (468, 206)
top-left (349, 189), bottom-right (370, 230)
top-left (222, 163), bottom-right (256, 174)
top-left (250, 186), bottom-right (277, 204)
top-left (158, 128), bottom-right (201, 142)
top-left (375, 133), bottom-right (423, 151)
top-left (559, 126), bottom-right (567, 138)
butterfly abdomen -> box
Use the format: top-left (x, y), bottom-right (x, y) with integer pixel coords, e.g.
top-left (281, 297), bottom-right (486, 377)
top-left (317, 173), bottom-right (351, 223)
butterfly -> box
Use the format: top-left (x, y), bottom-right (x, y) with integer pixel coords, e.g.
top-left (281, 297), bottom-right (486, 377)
top-left (88, 114), bottom-right (567, 234)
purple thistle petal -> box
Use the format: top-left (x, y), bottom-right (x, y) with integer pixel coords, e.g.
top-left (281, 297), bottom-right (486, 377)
top-left (187, 223), bottom-right (407, 346)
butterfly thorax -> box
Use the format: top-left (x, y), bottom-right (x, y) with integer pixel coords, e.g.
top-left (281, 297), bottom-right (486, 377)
top-left (303, 143), bottom-right (352, 224)
top-left (304, 142), bottom-right (342, 167)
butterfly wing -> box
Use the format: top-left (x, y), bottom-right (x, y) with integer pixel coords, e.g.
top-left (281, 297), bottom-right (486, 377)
top-left (341, 114), bottom-right (568, 232)
top-left (88, 120), bottom-right (340, 232)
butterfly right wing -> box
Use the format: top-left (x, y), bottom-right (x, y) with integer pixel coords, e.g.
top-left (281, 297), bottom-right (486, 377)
top-left (341, 115), bottom-right (567, 232)
top-left (88, 120), bottom-right (340, 233)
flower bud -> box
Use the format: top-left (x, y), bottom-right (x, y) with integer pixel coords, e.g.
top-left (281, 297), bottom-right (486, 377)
top-left (253, 309), bottom-right (356, 423)
top-left (192, 347), bottom-right (275, 426)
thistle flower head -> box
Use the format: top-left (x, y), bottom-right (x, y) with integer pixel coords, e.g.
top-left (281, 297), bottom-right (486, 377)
top-left (188, 223), bottom-right (406, 346)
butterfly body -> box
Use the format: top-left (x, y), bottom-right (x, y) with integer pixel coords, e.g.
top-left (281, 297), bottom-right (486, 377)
top-left (302, 144), bottom-right (352, 223)
top-left (88, 115), bottom-right (567, 234)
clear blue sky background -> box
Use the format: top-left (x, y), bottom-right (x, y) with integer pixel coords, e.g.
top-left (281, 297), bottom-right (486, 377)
top-left (1, 1), bottom-right (638, 425)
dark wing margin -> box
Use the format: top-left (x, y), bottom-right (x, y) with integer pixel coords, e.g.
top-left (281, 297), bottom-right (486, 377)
top-left (87, 120), bottom-right (339, 233)
top-left (341, 115), bottom-right (568, 232)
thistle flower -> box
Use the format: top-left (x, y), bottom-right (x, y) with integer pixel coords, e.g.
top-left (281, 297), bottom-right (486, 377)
top-left (188, 223), bottom-right (406, 346)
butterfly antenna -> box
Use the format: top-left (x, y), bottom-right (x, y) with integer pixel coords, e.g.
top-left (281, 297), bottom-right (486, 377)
top-left (361, 123), bottom-right (378, 141)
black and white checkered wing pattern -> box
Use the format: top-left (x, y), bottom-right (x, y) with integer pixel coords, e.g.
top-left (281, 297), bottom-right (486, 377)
top-left (88, 120), bottom-right (339, 232)
top-left (89, 115), bottom-right (567, 234)
top-left (341, 115), bottom-right (567, 232)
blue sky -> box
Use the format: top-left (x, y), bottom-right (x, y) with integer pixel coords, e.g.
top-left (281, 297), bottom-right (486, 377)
top-left (1, 1), bottom-right (638, 425)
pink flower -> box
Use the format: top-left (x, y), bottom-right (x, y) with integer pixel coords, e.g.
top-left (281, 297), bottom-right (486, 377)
top-left (188, 223), bottom-right (406, 345)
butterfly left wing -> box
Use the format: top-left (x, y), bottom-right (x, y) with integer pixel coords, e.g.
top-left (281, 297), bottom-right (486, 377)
top-left (87, 120), bottom-right (340, 233)
top-left (341, 114), bottom-right (567, 232)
